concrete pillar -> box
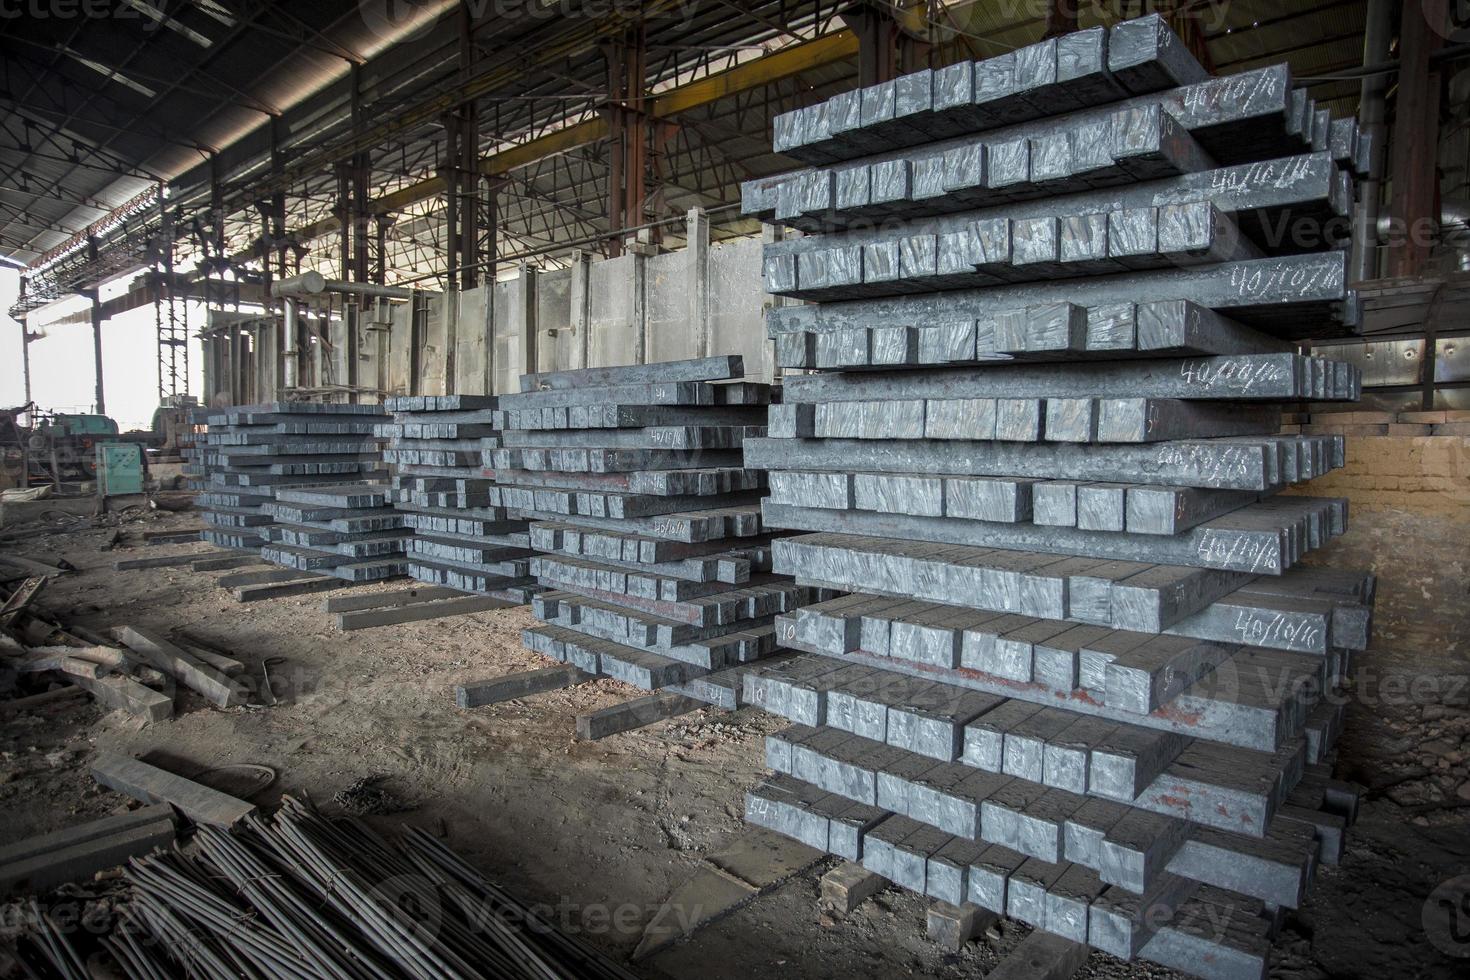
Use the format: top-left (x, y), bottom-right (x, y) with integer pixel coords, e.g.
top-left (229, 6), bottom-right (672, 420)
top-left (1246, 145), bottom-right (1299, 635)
top-left (687, 207), bottom-right (711, 357)
top-left (519, 262), bottom-right (538, 380)
top-left (444, 286), bottom-right (459, 394)
top-left (568, 250), bottom-right (592, 370)
top-left (632, 250), bottom-right (648, 364)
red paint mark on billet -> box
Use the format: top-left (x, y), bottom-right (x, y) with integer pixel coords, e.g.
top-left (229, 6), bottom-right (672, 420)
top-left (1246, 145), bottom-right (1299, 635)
top-left (1152, 702), bottom-right (1206, 726)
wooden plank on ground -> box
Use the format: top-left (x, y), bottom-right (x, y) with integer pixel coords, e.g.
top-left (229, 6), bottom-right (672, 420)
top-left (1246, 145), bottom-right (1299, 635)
top-left (115, 626), bottom-right (249, 707)
top-left (0, 554), bottom-right (72, 577)
top-left (91, 753), bottom-right (256, 828)
top-left (24, 644), bottom-right (126, 672)
top-left (0, 576), bottom-right (46, 631)
top-left (985, 929), bottom-right (1090, 980)
top-left (457, 666), bottom-right (588, 708)
top-left (169, 630), bottom-right (246, 675)
top-left (0, 686), bottom-right (87, 716)
top-left (926, 901), bottom-right (998, 952)
top-left (72, 674), bottom-right (172, 721)
top-left (324, 586), bottom-right (463, 613)
top-left (14, 649), bottom-right (102, 679)
top-left (0, 813), bottom-right (175, 896)
top-left (821, 862), bottom-right (887, 913)
top-left (575, 692), bottom-right (704, 741)
top-left (336, 594), bottom-right (514, 630)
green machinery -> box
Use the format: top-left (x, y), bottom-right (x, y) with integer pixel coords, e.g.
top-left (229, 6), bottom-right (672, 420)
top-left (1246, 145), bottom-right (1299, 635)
top-left (2, 410), bottom-right (148, 494)
top-left (95, 442), bottom-right (145, 495)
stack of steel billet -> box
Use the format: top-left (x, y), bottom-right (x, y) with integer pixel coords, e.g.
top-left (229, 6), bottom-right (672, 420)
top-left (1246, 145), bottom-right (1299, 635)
top-left (258, 483), bottom-right (409, 581)
top-left (380, 394), bottom-right (539, 601)
top-left (733, 16), bottom-right (1375, 980)
top-left (491, 356), bottom-right (830, 697)
top-left (190, 402), bottom-right (386, 552)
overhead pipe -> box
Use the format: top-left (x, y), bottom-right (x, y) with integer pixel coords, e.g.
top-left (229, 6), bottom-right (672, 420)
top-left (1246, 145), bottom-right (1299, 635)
top-left (271, 271), bottom-right (415, 301)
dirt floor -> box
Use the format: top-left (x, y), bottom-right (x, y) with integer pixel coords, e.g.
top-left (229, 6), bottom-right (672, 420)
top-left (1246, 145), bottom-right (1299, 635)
top-left (1, 507), bottom-right (1468, 979)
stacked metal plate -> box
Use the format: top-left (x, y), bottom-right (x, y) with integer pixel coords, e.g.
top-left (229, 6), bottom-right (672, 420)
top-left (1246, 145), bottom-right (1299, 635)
top-left (189, 403), bottom-right (386, 552)
top-left (492, 356), bottom-right (830, 695)
top-left (381, 394), bottom-right (540, 602)
top-left (735, 15), bottom-right (1375, 980)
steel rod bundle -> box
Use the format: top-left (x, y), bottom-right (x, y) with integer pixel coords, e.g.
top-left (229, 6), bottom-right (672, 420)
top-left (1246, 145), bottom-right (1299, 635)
top-left (9, 796), bottom-right (640, 980)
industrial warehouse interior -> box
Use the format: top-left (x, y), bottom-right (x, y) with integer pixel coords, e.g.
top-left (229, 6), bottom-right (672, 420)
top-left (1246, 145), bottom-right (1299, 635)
top-left (1, 1), bottom-right (1468, 977)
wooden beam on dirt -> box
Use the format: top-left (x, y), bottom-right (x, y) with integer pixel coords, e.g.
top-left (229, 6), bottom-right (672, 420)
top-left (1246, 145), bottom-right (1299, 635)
top-left (72, 674), bottom-right (172, 721)
top-left (821, 862), bottom-right (887, 913)
top-left (0, 685), bottom-right (88, 716)
top-left (115, 626), bottom-right (249, 708)
top-left (91, 753), bottom-right (256, 828)
top-left (0, 554), bottom-right (72, 578)
top-left (926, 900), bottom-right (998, 952)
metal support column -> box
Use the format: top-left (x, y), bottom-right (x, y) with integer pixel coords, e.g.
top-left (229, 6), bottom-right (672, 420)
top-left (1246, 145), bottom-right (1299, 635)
top-left (1387, 0), bottom-right (1446, 279)
top-left (1351, 0), bottom-right (1394, 283)
top-left (374, 216), bottom-right (392, 285)
top-left (18, 318), bottom-right (32, 410)
top-left (1044, 0), bottom-right (1078, 38)
top-left (443, 112), bottom-right (461, 291)
top-left (845, 6), bottom-right (895, 86)
top-left (85, 284), bottom-right (105, 415)
top-left (604, 28), bottom-right (648, 257)
top-left (483, 178), bottom-right (501, 284)
top-left (457, 3), bottom-right (481, 289)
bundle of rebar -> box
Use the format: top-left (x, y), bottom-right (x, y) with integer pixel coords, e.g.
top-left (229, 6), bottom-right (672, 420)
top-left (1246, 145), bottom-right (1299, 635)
top-left (11, 796), bottom-right (639, 980)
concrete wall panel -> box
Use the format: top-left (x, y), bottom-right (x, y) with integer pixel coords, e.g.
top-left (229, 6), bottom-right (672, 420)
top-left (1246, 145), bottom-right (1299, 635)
top-left (709, 236), bottom-right (774, 382)
top-left (536, 267), bottom-right (574, 374)
top-left (589, 254), bottom-right (642, 368)
top-left (646, 249), bottom-right (699, 363)
top-left (455, 285), bottom-right (491, 395)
